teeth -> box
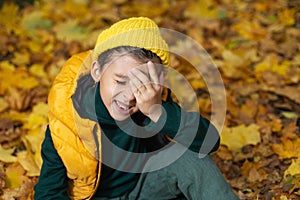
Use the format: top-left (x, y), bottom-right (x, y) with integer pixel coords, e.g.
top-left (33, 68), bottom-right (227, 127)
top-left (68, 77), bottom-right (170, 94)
top-left (116, 101), bottom-right (129, 110)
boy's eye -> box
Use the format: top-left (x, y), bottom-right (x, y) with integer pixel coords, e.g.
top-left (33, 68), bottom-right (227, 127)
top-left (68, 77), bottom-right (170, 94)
top-left (115, 80), bottom-right (126, 85)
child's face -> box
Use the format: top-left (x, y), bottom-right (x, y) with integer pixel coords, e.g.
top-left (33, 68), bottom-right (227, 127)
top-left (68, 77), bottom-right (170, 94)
top-left (92, 55), bottom-right (162, 121)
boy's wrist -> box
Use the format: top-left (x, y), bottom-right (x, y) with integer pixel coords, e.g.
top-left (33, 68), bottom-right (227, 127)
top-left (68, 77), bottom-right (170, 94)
top-left (148, 104), bottom-right (162, 122)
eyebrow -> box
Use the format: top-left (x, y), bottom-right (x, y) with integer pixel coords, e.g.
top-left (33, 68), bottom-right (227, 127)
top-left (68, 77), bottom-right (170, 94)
top-left (114, 73), bottom-right (129, 79)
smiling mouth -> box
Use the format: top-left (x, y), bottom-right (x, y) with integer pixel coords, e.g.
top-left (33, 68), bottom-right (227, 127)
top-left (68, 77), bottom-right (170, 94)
top-left (114, 100), bottom-right (134, 112)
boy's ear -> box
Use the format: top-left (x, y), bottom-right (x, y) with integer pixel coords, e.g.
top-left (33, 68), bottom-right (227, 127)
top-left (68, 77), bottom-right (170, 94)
top-left (91, 61), bottom-right (101, 82)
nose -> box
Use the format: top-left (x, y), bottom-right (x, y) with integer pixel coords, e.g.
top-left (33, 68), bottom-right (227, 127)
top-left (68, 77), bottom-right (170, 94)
top-left (123, 87), bottom-right (135, 101)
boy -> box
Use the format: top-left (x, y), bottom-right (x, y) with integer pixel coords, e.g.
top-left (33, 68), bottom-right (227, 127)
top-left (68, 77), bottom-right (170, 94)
top-left (34, 17), bottom-right (239, 200)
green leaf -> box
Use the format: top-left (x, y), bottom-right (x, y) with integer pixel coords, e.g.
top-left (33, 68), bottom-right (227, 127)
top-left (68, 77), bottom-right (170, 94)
top-left (282, 111), bottom-right (298, 119)
top-left (53, 20), bottom-right (90, 42)
top-left (21, 11), bottom-right (53, 31)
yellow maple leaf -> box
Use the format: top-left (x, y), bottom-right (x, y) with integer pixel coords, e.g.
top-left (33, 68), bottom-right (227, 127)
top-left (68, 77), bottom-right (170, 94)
top-left (185, 0), bottom-right (218, 19)
top-left (272, 138), bottom-right (300, 159)
top-left (0, 145), bottom-right (17, 163)
top-left (0, 110), bottom-right (28, 123)
top-left (278, 9), bottom-right (295, 26)
top-left (0, 2), bottom-right (19, 32)
top-left (63, 0), bottom-right (88, 17)
top-left (24, 128), bottom-right (40, 152)
top-left (17, 151), bottom-right (40, 177)
top-left (255, 54), bottom-right (290, 76)
top-left (32, 102), bottom-right (49, 118)
top-left (24, 127), bottom-right (45, 170)
top-left (221, 124), bottom-right (261, 152)
top-left (0, 60), bottom-right (15, 71)
top-left (285, 158), bottom-right (300, 177)
top-left (1, 66), bottom-right (38, 90)
top-left (23, 113), bottom-right (47, 130)
top-left (14, 69), bottom-right (39, 89)
top-left (23, 102), bottom-right (49, 129)
top-left (120, 0), bottom-right (170, 19)
top-left (0, 97), bottom-right (9, 112)
top-left (29, 64), bottom-right (47, 78)
top-left (0, 61), bottom-right (15, 94)
top-left (11, 52), bottom-right (31, 66)
top-left (232, 20), bottom-right (266, 40)
top-left (5, 164), bottom-right (24, 189)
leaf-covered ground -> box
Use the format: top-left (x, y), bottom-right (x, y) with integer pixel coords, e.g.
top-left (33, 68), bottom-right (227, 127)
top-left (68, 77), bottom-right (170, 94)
top-left (0, 0), bottom-right (299, 199)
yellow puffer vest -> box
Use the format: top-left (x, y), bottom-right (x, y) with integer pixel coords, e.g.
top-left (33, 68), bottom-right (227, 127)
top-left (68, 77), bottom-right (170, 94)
top-left (48, 50), bottom-right (102, 199)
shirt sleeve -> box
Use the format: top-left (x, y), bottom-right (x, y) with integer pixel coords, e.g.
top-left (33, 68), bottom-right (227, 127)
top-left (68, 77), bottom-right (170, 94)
top-left (34, 126), bottom-right (69, 200)
top-left (146, 101), bottom-right (220, 154)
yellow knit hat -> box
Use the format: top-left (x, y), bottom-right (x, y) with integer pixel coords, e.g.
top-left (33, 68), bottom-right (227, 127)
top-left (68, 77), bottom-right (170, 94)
top-left (92, 17), bottom-right (170, 66)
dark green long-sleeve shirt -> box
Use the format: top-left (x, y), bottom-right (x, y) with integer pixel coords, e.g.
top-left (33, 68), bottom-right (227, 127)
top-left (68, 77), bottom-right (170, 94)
top-left (34, 84), bottom-right (220, 199)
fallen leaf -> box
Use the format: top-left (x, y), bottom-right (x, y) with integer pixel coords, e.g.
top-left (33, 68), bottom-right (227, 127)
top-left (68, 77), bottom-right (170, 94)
top-left (0, 98), bottom-right (9, 112)
top-left (5, 164), bottom-right (25, 189)
top-left (53, 19), bottom-right (91, 43)
top-left (284, 174), bottom-right (300, 196)
top-left (0, 2), bottom-right (19, 32)
top-left (248, 167), bottom-right (266, 183)
top-left (280, 195), bottom-right (289, 200)
top-left (278, 9), bottom-right (296, 26)
top-left (63, 0), bottom-right (89, 18)
top-left (215, 145), bottom-right (233, 161)
top-left (238, 99), bottom-right (257, 124)
top-left (0, 118), bottom-right (22, 144)
top-left (17, 151), bottom-right (40, 177)
top-left (31, 102), bottom-right (49, 118)
top-left (29, 64), bottom-right (47, 78)
top-left (232, 20), bottom-right (267, 40)
top-left (282, 111), bottom-right (299, 119)
top-left (11, 51), bottom-right (31, 66)
top-left (21, 10), bottom-right (53, 31)
top-left (120, 0), bottom-right (170, 19)
top-left (272, 138), bottom-right (300, 159)
top-left (0, 110), bottom-right (28, 123)
top-left (0, 145), bottom-right (17, 163)
top-left (255, 55), bottom-right (290, 76)
top-left (284, 158), bottom-right (300, 177)
top-left (185, 0), bottom-right (218, 19)
top-left (24, 127), bottom-right (45, 169)
top-left (22, 113), bottom-right (47, 130)
top-left (221, 124), bottom-right (261, 152)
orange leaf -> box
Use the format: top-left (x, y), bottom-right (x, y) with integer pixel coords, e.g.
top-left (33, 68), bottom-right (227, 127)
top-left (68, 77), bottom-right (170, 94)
top-left (278, 9), bottom-right (296, 26)
top-left (272, 138), bottom-right (300, 159)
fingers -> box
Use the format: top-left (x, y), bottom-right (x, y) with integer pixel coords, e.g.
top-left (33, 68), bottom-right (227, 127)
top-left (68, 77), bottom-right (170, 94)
top-left (127, 62), bottom-right (163, 118)
top-left (128, 68), bottom-right (149, 94)
top-left (158, 72), bottom-right (164, 92)
top-left (147, 61), bottom-right (159, 84)
top-left (127, 61), bottom-right (164, 97)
